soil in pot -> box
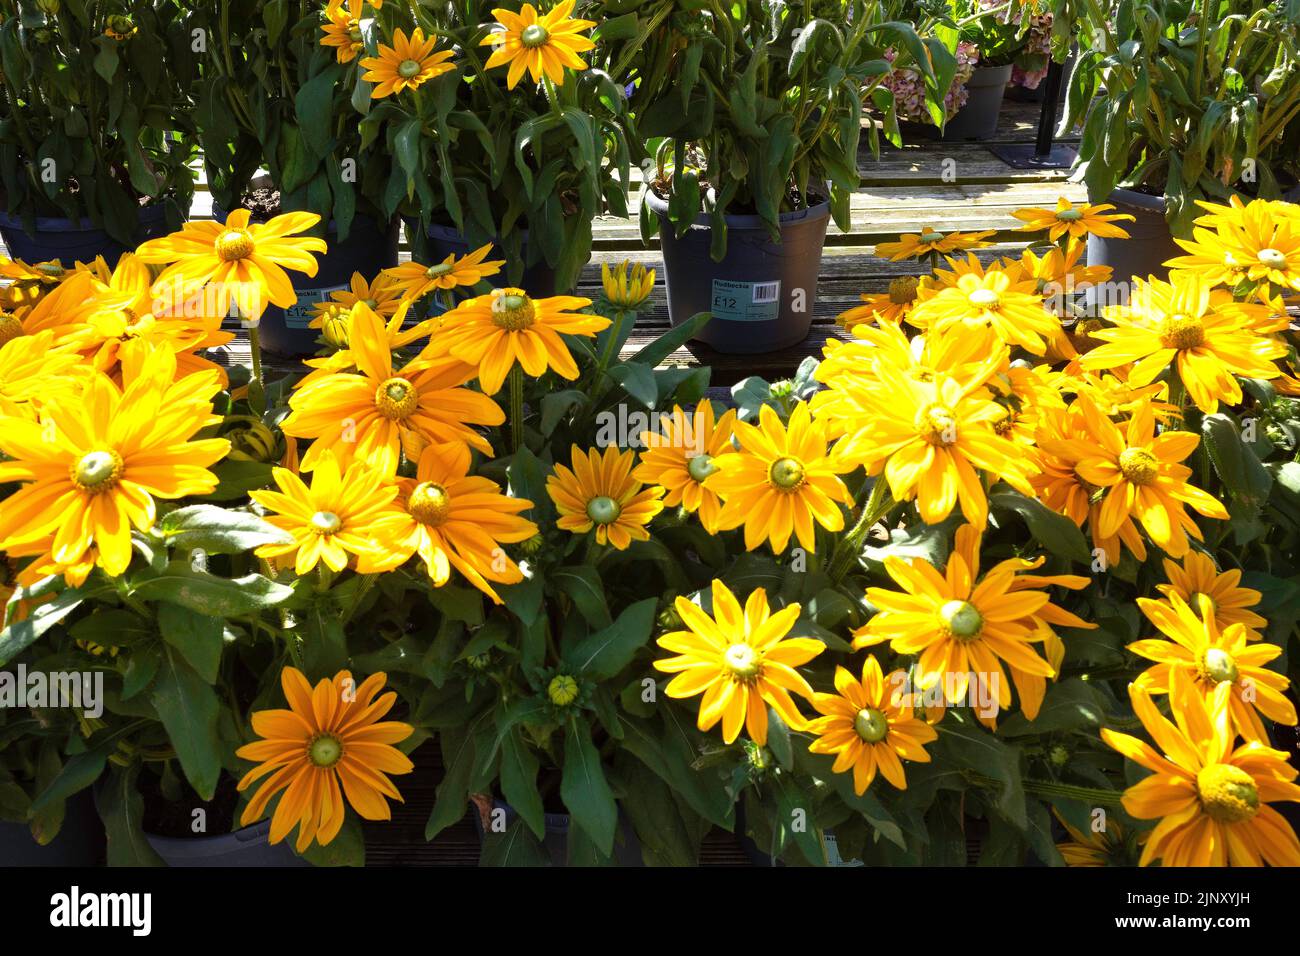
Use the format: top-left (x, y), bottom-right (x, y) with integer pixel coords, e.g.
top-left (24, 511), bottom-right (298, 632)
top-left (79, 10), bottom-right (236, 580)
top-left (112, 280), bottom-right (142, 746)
top-left (0, 200), bottom-right (175, 268)
top-left (647, 186), bottom-right (830, 355)
top-left (138, 766), bottom-right (307, 867)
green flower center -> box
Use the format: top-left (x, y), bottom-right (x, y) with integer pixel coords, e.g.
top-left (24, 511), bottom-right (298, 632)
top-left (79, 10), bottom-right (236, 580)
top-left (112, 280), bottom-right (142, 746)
top-left (968, 288), bottom-right (1001, 309)
top-left (940, 599), bottom-right (983, 640)
top-left (1118, 447), bottom-right (1158, 486)
top-left (1196, 764), bottom-right (1258, 824)
top-left (1161, 312), bottom-right (1205, 350)
top-left (854, 707), bottom-right (889, 743)
top-left (1055, 208), bottom-right (1083, 221)
top-left (520, 24), bottom-right (549, 47)
top-left (215, 229), bottom-right (254, 262)
top-left (308, 734), bottom-right (344, 768)
top-left (768, 457), bottom-right (805, 491)
top-left (723, 642), bottom-right (761, 680)
top-left (398, 58), bottom-right (422, 78)
top-left (408, 481), bottom-right (451, 527)
top-left (1257, 248), bottom-right (1287, 269)
top-left (687, 453), bottom-right (718, 483)
top-left (491, 292), bottom-right (536, 331)
top-left (72, 449), bottom-right (124, 493)
top-left (1199, 647), bottom-right (1239, 685)
top-left (310, 511), bottom-right (342, 534)
top-left (586, 495), bottom-right (621, 525)
top-left (425, 262), bottom-right (454, 279)
top-left (375, 376), bottom-right (418, 420)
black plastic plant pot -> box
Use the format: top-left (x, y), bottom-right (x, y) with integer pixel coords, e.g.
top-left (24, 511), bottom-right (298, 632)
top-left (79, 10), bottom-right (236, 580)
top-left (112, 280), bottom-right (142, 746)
top-left (0, 202), bottom-right (172, 268)
top-left (418, 222), bottom-right (566, 301)
top-left (646, 189), bottom-right (830, 355)
top-left (1085, 186), bottom-right (1181, 286)
top-left (472, 798), bottom-right (643, 866)
top-left (0, 790), bottom-right (103, 866)
top-left (213, 202), bottom-right (401, 357)
top-left (942, 64), bottom-right (1014, 142)
top-left (143, 819), bottom-right (311, 867)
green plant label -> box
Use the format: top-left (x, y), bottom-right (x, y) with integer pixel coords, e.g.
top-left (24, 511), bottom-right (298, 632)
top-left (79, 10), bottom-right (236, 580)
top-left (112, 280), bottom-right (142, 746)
top-left (710, 279), bottom-right (781, 322)
top-left (283, 285), bottom-right (348, 330)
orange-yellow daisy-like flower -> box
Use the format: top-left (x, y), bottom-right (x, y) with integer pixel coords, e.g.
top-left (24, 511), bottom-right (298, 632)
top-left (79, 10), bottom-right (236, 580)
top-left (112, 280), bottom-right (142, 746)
top-left (633, 401), bottom-right (737, 534)
top-left (601, 259), bottom-right (655, 310)
top-left (0, 347), bottom-right (229, 580)
top-left (546, 444), bottom-right (664, 549)
top-left (1128, 592), bottom-right (1294, 744)
top-left (836, 275), bottom-right (928, 328)
top-left (1082, 271), bottom-right (1285, 413)
top-left (135, 209), bottom-right (327, 323)
top-left (1155, 550), bottom-right (1267, 641)
top-left (908, 267), bottom-right (1061, 355)
top-left (1166, 197), bottom-right (1300, 295)
top-left (0, 329), bottom-right (82, 419)
top-left (423, 288), bottom-right (610, 394)
top-left (360, 27), bottom-right (455, 98)
top-left (1054, 810), bottom-right (1145, 866)
top-left (654, 580), bottom-right (822, 745)
top-left (310, 270), bottom-right (404, 322)
top-left (301, 299), bottom-right (440, 387)
top-left (1012, 197), bottom-right (1134, 242)
top-left (237, 667), bottom-right (413, 853)
top-left (249, 451), bottom-right (398, 575)
top-left (874, 227), bottom-right (995, 261)
top-left (360, 441), bottom-right (537, 603)
top-left (480, 1), bottom-right (596, 90)
top-left (705, 402), bottom-right (853, 554)
top-left (321, 0), bottom-right (365, 63)
top-left (282, 302), bottom-right (504, 474)
top-left (1055, 396), bottom-right (1228, 558)
top-left (1101, 676), bottom-right (1300, 867)
top-left (854, 524), bottom-right (1092, 718)
top-left (807, 655), bottom-right (937, 794)
top-left (381, 245), bottom-right (505, 303)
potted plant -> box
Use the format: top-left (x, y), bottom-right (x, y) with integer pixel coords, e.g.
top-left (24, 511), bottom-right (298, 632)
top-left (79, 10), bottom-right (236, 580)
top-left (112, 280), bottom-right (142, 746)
top-left (332, 0), bottom-right (634, 300)
top-left (630, 0), bottom-right (943, 354)
top-left (0, 0), bottom-right (198, 265)
top-left (189, 0), bottom-right (404, 355)
top-left (1064, 0), bottom-right (1300, 282)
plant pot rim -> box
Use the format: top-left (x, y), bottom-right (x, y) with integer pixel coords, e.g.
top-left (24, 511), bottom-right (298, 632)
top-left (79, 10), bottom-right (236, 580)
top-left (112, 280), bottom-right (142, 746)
top-left (143, 818), bottom-right (274, 851)
top-left (968, 62), bottom-right (1015, 79)
top-left (1101, 185), bottom-right (1168, 213)
top-left (645, 187), bottom-right (831, 231)
top-left (0, 200), bottom-right (169, 234)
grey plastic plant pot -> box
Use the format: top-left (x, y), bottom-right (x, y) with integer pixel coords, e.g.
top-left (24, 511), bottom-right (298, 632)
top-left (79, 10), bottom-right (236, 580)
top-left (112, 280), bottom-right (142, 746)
top-left (143, 819), bottom-right (311, 867)
top-left (213, 200), bottom-right (400, 357)
top-left (0, 202), bottom-right (173, 268)
top-left (0, 790), bottom-right (102, 866)
top-left (472, 799), bottom-right (643, 866)
top-left (942, 64), bottom-right (1014, 141)
top-left (1084, 187), bottom-right (1182, 286)
top-left (647, 189), bottom-right (830, 355)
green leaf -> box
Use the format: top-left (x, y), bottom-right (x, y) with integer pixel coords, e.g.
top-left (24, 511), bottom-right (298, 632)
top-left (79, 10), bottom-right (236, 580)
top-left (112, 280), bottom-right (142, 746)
top-left (552, 566), bottom-right (613, 629)
top-left (426, 717), bottom-right (484, 840)
top-left (608, 361), bottom-right (658, 408)
top-left (0, 587), bottom-right (88, 666)
top-left (96, 764), bottom-right (164, 867)
top-left (69, 609), bottom-right (155, 649)
top-left (131, 563), bottom-right (294, 617)
top-left (1203, 413), bottom-right (1271, 508)
top-left (989, 491), bottom-right (1092, 564)
top-left (299, 816), bottom-right (365, 866)
top-left (480, 815), bottom-right (549, 866)
top-left (629, 311), bottom-right (711, 368)
top-left (150, 648), bottom-right (223, 801)
top-left (938, 714), bottom-right (1027, 829)
top-left (565, 598), bottom-right (657, 681)
top-left (159, 505), bottom-right (292, 555)
top-left (996, 678), bottom-right (1107, 737)
top-left (157, 604), bottom-right (223, 684)
top-left (499, 729), bottom-right (545, 840)
top-left (561, 718), bottom-right (618, 855)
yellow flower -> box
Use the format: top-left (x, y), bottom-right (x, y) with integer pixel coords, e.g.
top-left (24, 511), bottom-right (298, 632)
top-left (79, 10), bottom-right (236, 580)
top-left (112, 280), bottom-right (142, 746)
top-left (302, 299), bottom-right (440, 387)
top-left (909, 267), bottom-right (1061, 355)
top-left (1082, 271), bottom-right (1285, 413)
top-left (0, 348), bottom-right (229, 579)
top-left (836, 275), bottom-right (927, 328)
top-left (237, 667), bottom-right (413, 853)
top-left (310, 270), bottom-right (404, 321)
top-left (282, 302), bottom-right (504, 474)
top-left (480, 1), bottom-right (596, 90)
top-left (601, 259), bottom-right (655, 310)
top-left (0, 330), bottom-right (82, 418)
top-left (706, 402), bottom-right (853, 554)
top-left (854, 524), bottom-right (1092, 716)
top-left (633, 402), bottom-right (737, 534)
top-left (425, 288), bottom-right (610, 394)
top-left (1015, 237), bottom-right (1112, 297)
top-left (1167, 198), bottom-right (1300, 294)
top-left (250, 451), bottom-right (398, 575)
top-left (546, 444), bottom-right (664, 549)
top-left (1054, 810), bottom-right (1145, 866)
top-left (1012, 198), bottom-right (1134, 242)
top-left (382, 245), bottom-right (505, 303)
top-left (135, 209), bottom-right (327, 323)
top-left (360, 27), bottom-right (455, 98)
top-left (1128, 592), bottom-right (1294, 744)
top-left (2, 269), bottom-right (111, 352)
top-left (1155, 550), bottom-right (1267, 641)
top-left (1101, 676), bottom-right (1300, 866)
top-left (826, 363), bottom-right (1036, 527)
top-left (654, 580), bottom-right (822, 745)
top-left (874, 227), bottom-right (995, 261)
top-left (359, 441), bottom-right (537, 603)
top-left (321, 0), bottom-right (364, 63)
top-left (1058, 397), bottom-right (1228, 558)
top-left (807, 655), bottom-right (937, 794)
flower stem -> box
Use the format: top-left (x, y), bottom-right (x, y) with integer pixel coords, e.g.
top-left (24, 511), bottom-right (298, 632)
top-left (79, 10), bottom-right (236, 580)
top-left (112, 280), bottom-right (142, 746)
top-left (248, 322), bottom-right (263, 388)
top-left (828, 477), bottom-right (893, 581)
top-left (965, 770), bottom-right (1124, 807)
top-left (508, 364), bottom-right (525, 452)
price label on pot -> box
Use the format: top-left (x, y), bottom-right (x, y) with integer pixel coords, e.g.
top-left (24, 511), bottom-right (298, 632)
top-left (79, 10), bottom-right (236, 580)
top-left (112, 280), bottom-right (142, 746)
top-left (283, 285), bottom-right (347, 330)
top-left (710, 279), bottom-right (781, 323)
